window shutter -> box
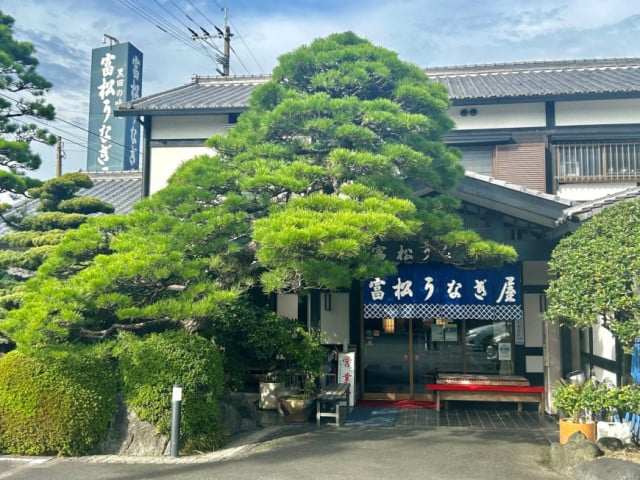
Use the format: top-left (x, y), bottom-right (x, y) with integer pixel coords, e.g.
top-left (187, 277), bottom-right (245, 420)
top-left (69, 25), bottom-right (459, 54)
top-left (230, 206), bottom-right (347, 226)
top-left (495, 143), bottom-right (546, 191)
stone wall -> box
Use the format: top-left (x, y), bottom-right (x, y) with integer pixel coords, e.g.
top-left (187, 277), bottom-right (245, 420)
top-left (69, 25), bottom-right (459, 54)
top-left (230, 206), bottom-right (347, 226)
top-left (99, 392), bottom-right (260, 455)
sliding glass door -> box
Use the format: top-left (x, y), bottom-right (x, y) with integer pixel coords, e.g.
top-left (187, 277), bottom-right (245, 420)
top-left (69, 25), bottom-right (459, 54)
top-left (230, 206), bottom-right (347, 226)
top-left (362, 317), bottom-right (511, 398)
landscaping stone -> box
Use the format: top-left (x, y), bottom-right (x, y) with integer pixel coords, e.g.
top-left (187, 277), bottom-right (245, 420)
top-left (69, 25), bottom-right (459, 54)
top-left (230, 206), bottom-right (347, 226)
top-left (573, 457), bottom-right (640, 480)
top-left (99, 395), bottom-right (169, 455)
top-left (99, 392), bottom-right (261, 455)
top-left (219, 392), bottom-right (261, 435)
top-left (549, 432), bottom-right (603, 476)
top-left (595, 436), bottom-right (624, 452)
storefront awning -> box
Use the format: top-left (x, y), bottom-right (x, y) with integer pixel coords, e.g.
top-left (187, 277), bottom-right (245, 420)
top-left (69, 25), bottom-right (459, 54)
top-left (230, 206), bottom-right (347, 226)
top-left (363, 263), bottom-right (522, 321)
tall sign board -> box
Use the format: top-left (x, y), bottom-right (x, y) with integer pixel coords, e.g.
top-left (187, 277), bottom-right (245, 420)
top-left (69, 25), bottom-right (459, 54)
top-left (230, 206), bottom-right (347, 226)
top-left (87, 43), bottom-right (143, 171)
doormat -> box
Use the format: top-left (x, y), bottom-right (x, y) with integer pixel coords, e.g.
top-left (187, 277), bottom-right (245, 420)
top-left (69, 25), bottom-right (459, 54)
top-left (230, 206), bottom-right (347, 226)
top-left (344, 407), bottom-right (398, 427)
top-left (357, 399), bottom-right (438, 409)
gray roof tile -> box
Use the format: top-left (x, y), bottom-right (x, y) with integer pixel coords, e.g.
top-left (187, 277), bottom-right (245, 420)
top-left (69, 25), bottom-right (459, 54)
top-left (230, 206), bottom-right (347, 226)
top-left (425, 58), bottom-right (640, 101)
top-left (116, 58), bottom-right (640, 115)
top-left (0, 171), bottom-right (142, 237)
top-left (117, 75), bottom-right (269, 114)
top-left (561, 186), bottom-right (640, 223)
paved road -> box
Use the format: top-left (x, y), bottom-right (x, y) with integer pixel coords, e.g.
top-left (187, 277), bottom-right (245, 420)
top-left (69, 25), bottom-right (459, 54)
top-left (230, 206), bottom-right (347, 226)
top-left (0, 425), bottom-right (563, 480)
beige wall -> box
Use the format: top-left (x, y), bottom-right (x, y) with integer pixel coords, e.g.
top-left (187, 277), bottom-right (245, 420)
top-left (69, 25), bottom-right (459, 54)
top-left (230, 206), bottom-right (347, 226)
top-left (149, 146), bottom-right (214, 194)
top-left (556, 98), bottom-right (640, 126)
top-left (448, 103), bottom-right (546, 130)
top-left (153, 115), bottom-right (231, 139)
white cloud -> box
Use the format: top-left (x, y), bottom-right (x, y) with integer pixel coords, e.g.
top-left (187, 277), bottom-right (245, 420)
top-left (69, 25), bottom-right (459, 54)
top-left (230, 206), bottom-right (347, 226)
top-left (3, 0), bottom-right (640, 179)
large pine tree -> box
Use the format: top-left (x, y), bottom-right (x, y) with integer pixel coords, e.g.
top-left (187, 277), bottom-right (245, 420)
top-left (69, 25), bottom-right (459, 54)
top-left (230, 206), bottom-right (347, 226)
top-left (0, 173), bottom-right (114, 317)
top-left (1, 32), bottom-right (516, 347)
top-left (0, 11), bottom-right (56, 209)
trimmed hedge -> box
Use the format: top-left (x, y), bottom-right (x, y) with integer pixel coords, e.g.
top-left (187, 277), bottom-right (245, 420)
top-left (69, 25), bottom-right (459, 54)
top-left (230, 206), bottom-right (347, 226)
top-left (0, 348), bottom-right (118, 456)
top-left (115, 330), bottom-right (226, 453)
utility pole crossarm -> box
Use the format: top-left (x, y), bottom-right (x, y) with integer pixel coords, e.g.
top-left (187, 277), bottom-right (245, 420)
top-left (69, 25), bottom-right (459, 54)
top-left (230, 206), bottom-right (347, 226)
top-left (217, 7), bottom-right (232, 76)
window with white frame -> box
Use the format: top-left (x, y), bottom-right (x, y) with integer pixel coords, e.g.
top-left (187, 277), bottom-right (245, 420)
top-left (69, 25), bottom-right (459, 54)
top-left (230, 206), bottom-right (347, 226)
top-left (555, 142), bottom-right (640, 182)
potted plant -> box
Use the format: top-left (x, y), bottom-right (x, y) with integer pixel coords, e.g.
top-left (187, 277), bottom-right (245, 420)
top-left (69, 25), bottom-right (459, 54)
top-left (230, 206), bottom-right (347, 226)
top-left (552, 377), bottom-right (600, 443)
top-left (275, 326), bottom-right (326, 422)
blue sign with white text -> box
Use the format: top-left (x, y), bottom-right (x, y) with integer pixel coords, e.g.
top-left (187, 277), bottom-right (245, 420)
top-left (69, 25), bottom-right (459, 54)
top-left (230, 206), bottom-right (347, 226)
top-left (363, 263), bottom-right (522, 320)
top-left (87, 42), bottom-right (143, 172)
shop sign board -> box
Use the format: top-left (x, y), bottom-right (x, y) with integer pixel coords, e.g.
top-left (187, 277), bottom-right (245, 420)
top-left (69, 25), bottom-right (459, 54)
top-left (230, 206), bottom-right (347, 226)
top-left (364, 263), bottom-right (522, 321)
top-left (338, 351), bottom-right (356, 408)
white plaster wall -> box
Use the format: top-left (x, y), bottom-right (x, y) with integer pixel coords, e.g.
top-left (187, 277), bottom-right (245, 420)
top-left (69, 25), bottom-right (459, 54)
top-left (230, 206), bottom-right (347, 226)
top-left (318, 293), bottom-right (350, 345)
top-left (152, 115), bottom-right (231, 139)
top-left (592, 365), bottom-right (617, 385)
top-left (149, 146), bottom-right (214, 194)
top-left (277, 293), bottom-right (299, 320)
top-left (592, 320), bottom-right (616, 360)
top-left (448, 103), bottom-right (546, 130)
top-left (523, 294), bottom-right (543, 348)
top-left (526, 355), bottom-right (544, 373)
top-left (557, 183), bottom-right (636, 202)
top-left (556, 99), bottom-right (640, 126)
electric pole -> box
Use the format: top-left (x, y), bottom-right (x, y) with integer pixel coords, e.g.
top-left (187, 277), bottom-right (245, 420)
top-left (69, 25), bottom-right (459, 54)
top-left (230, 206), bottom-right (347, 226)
top-left (55, 136), bottom-right (63, 177)
top-left (188, 8), bottom-right (233, 76)
top-left (217, 7), bottom-right (232, 77)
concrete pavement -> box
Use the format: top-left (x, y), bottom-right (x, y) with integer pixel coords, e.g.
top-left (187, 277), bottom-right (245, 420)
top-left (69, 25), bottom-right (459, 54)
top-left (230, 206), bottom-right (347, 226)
top-left (0, 411), bottom-right (563, 479)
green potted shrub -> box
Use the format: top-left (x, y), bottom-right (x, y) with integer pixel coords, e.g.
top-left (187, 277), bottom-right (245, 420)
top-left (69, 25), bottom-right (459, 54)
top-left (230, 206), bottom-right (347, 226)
top-left (552, 378), bottom-right (599, 443)
top-left (599, 383), bottom-right (640, 420)
top-left (275, 326), bottom-right (326, 422)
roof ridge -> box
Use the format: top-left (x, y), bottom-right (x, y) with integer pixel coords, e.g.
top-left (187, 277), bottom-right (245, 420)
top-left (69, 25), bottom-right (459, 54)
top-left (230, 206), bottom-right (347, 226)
top-left (425, 57), bottom-right (640, 77)
top-left (192, 74), bottom-right (271, 85)
top-left (433, 64), bottom-right (640, 79)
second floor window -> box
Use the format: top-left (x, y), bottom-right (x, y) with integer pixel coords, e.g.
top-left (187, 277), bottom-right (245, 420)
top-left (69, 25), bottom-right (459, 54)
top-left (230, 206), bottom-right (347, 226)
top-left (556, 142), bottom-right (640, 182)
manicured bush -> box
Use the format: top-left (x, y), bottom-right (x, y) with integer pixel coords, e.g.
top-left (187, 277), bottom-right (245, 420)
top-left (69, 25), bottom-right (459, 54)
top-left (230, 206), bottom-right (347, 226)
top-left (115, 330), bottom-right (225, 452)
top-left (208, 300), bottom-right (326, 392)
top-left (0, 347), bottom-right (118, 456)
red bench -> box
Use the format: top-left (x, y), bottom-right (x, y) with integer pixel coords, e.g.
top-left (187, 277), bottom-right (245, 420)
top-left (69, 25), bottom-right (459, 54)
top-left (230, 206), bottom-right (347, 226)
top-left (426, 383), bottom-right (545, 414)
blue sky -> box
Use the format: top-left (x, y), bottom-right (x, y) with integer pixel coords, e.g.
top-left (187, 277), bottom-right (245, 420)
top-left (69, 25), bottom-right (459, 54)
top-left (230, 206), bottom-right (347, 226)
top-left (3, 0), bottom-right (640, 178)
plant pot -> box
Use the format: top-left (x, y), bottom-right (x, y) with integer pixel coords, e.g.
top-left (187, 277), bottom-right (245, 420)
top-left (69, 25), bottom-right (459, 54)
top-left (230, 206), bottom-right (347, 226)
top-left (559, 418), bottom-right (596, 444)
top-left (275, 387), bottom-right (301, 415)
top-left (259, 382), bottom-right (283, 410)
top-left (278, 395), bottom-right (315, 423)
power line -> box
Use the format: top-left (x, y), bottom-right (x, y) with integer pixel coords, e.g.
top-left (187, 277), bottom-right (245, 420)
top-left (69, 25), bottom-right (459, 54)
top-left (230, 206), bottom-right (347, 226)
top-left (117, 0), bottom-right (217, 65)
top-left (207, 1), bottom-right (265, 73)
top-left (226, 17), bottom-right (266, 73)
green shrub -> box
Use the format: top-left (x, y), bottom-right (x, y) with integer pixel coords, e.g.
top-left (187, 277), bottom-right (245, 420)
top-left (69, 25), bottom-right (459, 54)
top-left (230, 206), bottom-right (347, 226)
top-left (205, 301), bottom-right (276, 390)
top-left (208, 300), bottom-right (326, 392)
top-left (115, 330), bottom-right (225, 453)
top-left (0, 347), bottom-right (118, 456)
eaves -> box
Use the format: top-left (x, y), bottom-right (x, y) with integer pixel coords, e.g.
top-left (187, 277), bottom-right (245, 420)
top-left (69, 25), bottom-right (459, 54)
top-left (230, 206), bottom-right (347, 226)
top-left (115, 106), bottom-right (249, 117)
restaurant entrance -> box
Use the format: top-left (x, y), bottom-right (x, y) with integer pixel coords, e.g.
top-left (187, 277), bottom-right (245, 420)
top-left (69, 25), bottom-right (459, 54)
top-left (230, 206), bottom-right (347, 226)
top-left (362, 317), bottom-right (512, 399)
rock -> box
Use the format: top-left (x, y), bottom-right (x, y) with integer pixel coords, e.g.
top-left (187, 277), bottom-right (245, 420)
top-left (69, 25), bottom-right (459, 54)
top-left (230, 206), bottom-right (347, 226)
top-left (597, 421), bottom-right (633, 445)
top-left (219, 392), bottom-right (260, 435)
top-left (550, 433), bottom-right (603, 476)
top-left (98, 392), bottom-right (261, 455)
top-left (573, 457), bottom-right (640, 480)
top-left (595, 436), bottom-right (624, 452)
top-left (99, 395), bottom-right (169, 455)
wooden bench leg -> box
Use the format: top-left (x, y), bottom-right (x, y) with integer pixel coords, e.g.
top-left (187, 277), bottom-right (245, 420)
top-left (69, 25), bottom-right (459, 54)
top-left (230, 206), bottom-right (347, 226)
top-left (435, 391), bottom-right (441, 411)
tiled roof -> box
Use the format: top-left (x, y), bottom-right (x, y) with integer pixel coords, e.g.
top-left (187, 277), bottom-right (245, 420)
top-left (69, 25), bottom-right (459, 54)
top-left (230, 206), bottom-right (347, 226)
top-left (561, 186), bottom-right (640, 223)
top-left (0, 171), bottom-right (142, 237)
top-left (424, 58), bottom-right (640, 101)
top-left (458, 171), bottom-right (573, 228)
top-left (117, 75), bottom-right (270, 114)
top-left (116, 58), bottom-right (640, 115)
